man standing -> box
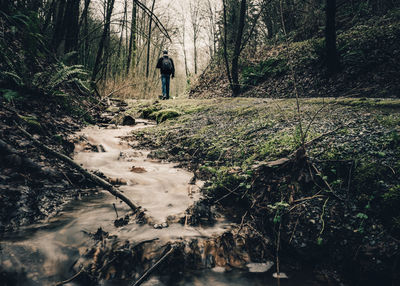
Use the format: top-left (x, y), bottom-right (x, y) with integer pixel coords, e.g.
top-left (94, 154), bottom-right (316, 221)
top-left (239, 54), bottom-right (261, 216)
top-left (156, 50), bottom-right (175, 100)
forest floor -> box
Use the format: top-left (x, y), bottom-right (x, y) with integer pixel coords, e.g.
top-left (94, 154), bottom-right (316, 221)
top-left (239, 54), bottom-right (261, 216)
top-left (124, 96), bottom-right (400, 285)
top-left (1, 95), bottom-right (399, 285)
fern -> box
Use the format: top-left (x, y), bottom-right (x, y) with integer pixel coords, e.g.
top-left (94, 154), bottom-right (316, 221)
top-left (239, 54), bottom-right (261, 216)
top-left (0, 89), bottom-right (20, 102)
top-left (32, 62), bottom-right (90, 96)
top-left (49, 63), bottom-right (88, 89)
top-left (1, 71), bottom-right (24, 86)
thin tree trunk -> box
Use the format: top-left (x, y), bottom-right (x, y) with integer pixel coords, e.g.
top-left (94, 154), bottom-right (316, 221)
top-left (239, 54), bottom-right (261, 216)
top-left (78, 0), bottom-right (91, 30)
top-left (222, 0), bottom-right (233, 86)
top-left (84, 1), bottom-right (90, 67)
top-left (126, 0), bottom-right (137, 75)
top-left (325, 0), bottom-right (340, 74)
top-left (145, 0), bottom-right (156, 79)
top-left (52, 0), bottom-right (67, 51)
top-left (64, 0), bottom-right (80, 54)
top-left (231, 0), bottom-right (246, 97)
top-left (116, 0), bottom-right (127, 75)
top-left (91, 0), bottom-right (116, 82)
top-left (193, 34), bottom-right (198, 75)
top-left (182, 27), bottom-right (189, 78)
top-left (42, 0), bottom-right (57, 33)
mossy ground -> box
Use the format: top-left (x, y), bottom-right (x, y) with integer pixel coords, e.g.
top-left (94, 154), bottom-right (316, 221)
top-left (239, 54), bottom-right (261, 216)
top-left (127, 97), bottom-right (400, 284)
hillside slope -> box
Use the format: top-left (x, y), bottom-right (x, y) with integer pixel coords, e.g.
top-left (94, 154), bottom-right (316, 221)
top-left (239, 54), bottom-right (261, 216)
top-left (190, 11), bottom-right (400, 99)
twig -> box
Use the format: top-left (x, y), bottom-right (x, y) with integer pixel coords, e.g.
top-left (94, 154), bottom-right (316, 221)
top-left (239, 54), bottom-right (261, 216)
top-left (279, 0), bottom-right (304, 146)
top-left (302, 124), bottom-right (345, 149)
top-left (106, 83), bottom-right (137, 98)
top-left (60, 170), bottom-right (73, 186)
top-left (133, 0), bottom-right (171, 41)
top-left (292, 193), bottom-right (324, 204)
top-left (319, 198), bottom-right (329, 238)
top-left (346, 161), bottom-right (354, 202)
top-left (289, 217), bottom-right (300, 244)
top-left (113, 203), bottom-right (119, 218)
top-left (312, 163), bottom-right (345, 201)
top-left (54, 267), bottom-right (85, 286)
top-left (275, 220), bottom-right (282, 276)
top-left (131, 244), bottom-right (175, 286)
top-left (303, 103), bottom-right (329, 139)
top-left (214, 185), bottom-right (240, 204)
top-left (237, 211), bottom-right (248, 234)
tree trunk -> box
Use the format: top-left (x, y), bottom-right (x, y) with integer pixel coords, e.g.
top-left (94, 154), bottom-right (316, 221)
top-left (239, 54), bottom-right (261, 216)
top-left (78, 0), bottom-right (91, 29)
top-left (64, 0), bottom-right (80, 54)
top-left (231, 0), bottom-right (246, 97)
top-left (222, 0), bottom-right (233, 87)
top-left (91, 0), bottom-right (116, 82)
top-left (52, 0), bottom-right (67, 51)
top-left (325, 0), bottom-right (340, 74)
top-left (126, 0), bottom-right (137, 75)
top-left (145, 0), bottom-right (156, 79)
top-left (115, 0), bottom-right (127, 75)
top-left (182, 25), bottom-right (189, 78)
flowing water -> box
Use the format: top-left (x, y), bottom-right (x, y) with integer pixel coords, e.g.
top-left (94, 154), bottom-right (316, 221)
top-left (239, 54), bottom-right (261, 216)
top-left (0, 121), bottom-right (320, 286)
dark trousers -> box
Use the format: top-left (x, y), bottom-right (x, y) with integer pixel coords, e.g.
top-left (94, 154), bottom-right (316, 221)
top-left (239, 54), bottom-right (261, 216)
top-left (161, 74), bottom-right (170, 99)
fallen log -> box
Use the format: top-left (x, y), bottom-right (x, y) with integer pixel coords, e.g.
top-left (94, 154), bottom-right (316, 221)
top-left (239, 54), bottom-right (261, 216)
top-left (16, 125), bottom-right (140, 213)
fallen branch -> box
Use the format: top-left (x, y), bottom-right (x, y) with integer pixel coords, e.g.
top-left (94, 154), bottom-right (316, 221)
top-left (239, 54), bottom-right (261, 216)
top-left (16, 124), bottom-right (140, 212)
top-left (131, 244), bottom-right (176, 286)
top-left (54, 267), bottom-right (85, 286)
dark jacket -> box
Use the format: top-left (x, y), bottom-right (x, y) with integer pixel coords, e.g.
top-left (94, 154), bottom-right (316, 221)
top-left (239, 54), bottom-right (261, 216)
top-left (156, 56), bottom-right (175, 77)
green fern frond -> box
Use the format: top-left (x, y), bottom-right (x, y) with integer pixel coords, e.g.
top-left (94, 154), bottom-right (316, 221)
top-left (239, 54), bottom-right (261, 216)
top-left (1, 71), bottom-right (23, 86)
top-left (0, 89), bottom-right (20, 102)
top-left (73, 78), bottom-right (91, 94)
top-left (62, 51), bottom-right (79, 63)
top-left (49, 64), bottom-right (88, 89)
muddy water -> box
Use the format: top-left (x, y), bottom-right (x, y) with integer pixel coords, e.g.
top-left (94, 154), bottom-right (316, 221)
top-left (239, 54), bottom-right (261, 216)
top-left (0, 121), bottom-right (311, 286)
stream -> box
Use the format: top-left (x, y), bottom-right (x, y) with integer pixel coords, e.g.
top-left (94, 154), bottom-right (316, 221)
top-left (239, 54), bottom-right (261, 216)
top-left (0, 120), bottom-right (317, 286)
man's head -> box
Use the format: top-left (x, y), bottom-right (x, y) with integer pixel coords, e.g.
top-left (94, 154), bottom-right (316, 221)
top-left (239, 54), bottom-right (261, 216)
top-left (163, 50), bottom-right (168, 56)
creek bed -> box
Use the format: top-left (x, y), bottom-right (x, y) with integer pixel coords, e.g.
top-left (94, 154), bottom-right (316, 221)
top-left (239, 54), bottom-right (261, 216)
top-left (0, 121), bottom-right (322, 286)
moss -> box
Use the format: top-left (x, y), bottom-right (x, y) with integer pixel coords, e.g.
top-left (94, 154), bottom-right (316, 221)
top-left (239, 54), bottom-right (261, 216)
top-left (106, 106), bottom-right (120, 113)
top-left (154, 109), bottom-right (181, 123)
top-left (140, 105), bottom-right (161, 120)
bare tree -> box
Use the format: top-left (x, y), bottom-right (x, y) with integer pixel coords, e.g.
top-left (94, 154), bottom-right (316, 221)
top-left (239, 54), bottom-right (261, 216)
top-left (189, 0), bottom-right (203, 75)
top-left (231, 0), bottom-right (247, 96)
top-left (145, 0), bottom-right (156, 79)
top-left (126, 0), bottom-right (137, 75)
top-left (204, 0), bottom-right (218, 59)
top-left (91, 0), bottom-right (116, 82)
top-left (177, 9), bottom-right (189, 78)
top-left (222, 0), bottom-right (247, 97)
